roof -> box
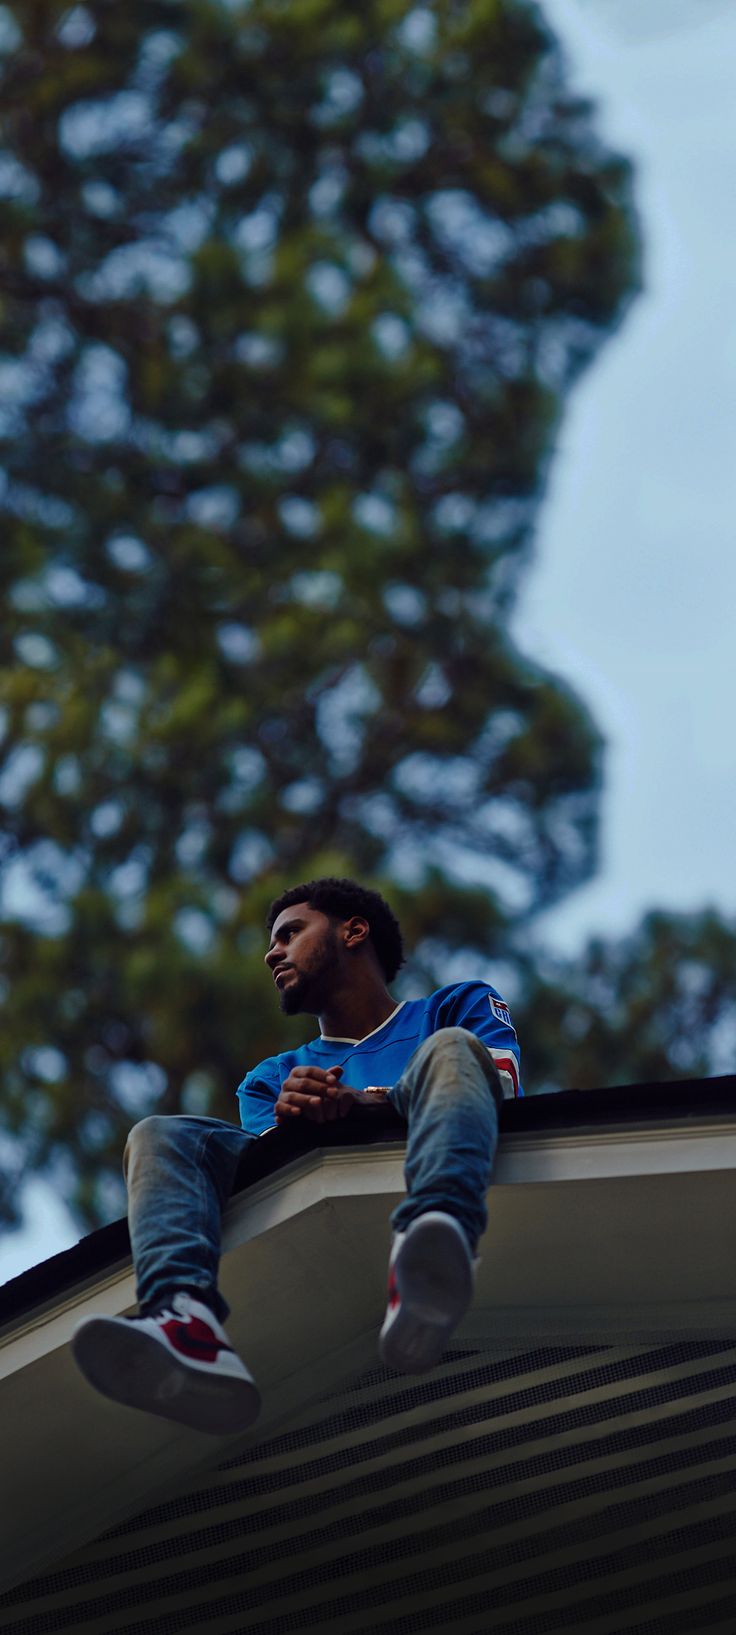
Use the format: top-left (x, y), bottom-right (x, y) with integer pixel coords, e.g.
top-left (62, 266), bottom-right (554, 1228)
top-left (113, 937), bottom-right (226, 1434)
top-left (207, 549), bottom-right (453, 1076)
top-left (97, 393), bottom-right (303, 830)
top-left (2, 1075), bottom-right (736, 1628)
top-left (2, 1075), bottom-right (734, 1328)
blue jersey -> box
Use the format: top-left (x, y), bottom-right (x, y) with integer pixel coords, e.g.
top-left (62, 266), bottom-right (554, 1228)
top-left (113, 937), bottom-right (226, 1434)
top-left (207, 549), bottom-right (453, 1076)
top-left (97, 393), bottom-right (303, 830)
top-left (236, 980), bottom-right (522, 1136)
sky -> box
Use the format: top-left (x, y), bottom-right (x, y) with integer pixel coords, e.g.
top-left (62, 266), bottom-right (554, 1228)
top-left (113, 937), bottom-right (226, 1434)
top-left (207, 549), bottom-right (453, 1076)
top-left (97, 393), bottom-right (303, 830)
top-left (2, 0), bottom-right (735, 1281)
top-left (514, 0), bottom-right (736, 951)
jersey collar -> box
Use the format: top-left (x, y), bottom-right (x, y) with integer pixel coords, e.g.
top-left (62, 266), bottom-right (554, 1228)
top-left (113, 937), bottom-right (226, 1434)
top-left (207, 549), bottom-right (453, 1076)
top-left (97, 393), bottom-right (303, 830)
top-left (319, 1000), bottom-right (407, 1047)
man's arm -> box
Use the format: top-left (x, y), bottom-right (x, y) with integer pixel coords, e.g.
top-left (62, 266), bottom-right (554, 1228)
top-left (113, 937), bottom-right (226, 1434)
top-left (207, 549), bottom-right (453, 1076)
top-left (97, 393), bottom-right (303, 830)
top-left (237, 1059), bottom-right (284, 1135)
top-left (439, 982), bottom-right (522, 1099)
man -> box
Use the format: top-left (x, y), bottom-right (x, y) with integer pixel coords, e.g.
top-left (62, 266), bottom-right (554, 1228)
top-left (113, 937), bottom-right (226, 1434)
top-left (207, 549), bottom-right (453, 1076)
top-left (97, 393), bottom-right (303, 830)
top-left (72, 877), bottom-right (521, 1436)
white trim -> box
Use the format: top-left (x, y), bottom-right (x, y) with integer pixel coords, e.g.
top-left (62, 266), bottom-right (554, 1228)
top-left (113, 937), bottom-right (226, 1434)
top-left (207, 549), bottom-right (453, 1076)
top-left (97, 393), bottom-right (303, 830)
top-left (319, 1000), bottom-right (407, 1046)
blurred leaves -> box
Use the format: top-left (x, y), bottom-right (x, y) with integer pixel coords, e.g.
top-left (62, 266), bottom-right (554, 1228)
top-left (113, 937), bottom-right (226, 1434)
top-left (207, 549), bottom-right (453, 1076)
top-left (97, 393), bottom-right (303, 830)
top-left (0, 0), bottom-right (640, 1230)
top-left (516, 910), bottom-right (736, 1094)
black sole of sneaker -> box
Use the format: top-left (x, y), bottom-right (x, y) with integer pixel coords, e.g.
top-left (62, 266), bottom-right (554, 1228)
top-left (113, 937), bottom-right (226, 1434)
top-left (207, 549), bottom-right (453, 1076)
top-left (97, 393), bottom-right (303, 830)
top-left (379, 1215), bottom-right (474, 1374)
top-left (72, 1319), bottom-right (262, 1437)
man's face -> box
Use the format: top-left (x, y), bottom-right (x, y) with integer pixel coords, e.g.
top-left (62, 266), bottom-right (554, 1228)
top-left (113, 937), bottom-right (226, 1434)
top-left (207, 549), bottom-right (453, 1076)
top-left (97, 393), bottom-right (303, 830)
top-left (265, 903), bottom-right (342, 1015)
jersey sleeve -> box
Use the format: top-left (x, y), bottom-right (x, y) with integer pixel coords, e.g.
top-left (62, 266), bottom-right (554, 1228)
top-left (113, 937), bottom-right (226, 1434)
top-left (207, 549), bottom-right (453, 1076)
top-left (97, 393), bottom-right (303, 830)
top-left (438, 982), bottom-right (522, 1099)
top-left (236, 1057), bottom-right (283, 1136)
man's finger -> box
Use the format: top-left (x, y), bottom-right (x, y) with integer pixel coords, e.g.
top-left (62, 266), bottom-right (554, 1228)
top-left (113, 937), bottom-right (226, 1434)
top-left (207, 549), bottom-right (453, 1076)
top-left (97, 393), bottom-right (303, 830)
top-left (285, 1065), bottom-right (335, 1086)
top-left (282, 1069), bottom-right (340, 1097)
top-left (323, 1076), bottom-right (357, 1101)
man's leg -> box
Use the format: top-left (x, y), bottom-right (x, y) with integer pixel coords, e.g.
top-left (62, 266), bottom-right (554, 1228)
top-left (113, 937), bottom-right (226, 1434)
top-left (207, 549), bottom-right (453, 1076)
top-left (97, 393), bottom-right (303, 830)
top-left (388, 1026), bottom-right (501, 1247)
top-left (124, 1114), bottom-right (252, 1322)
top-left (72, 1115), bottom-right (261, 1435)
top-left (379, 1027), bottom-right (501, 1373)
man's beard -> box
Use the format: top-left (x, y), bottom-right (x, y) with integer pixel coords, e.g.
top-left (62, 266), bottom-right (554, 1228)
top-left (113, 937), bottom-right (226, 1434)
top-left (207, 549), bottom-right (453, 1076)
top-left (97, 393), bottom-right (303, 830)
top-left (278, 928), bottom-right (341, 1016)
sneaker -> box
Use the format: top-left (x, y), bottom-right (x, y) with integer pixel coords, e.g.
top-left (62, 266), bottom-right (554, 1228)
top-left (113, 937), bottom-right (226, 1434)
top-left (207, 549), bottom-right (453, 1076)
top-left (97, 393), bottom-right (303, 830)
top-left (379, 1212), bottom-right (475, 1374)
top-left (72, 1292), bottom-right (261, 1436)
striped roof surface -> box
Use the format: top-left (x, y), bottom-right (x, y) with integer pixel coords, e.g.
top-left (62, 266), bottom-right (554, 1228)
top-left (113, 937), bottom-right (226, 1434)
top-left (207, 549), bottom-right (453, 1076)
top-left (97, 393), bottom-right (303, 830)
top-left (3, 1332), bottom-right (736, 1634)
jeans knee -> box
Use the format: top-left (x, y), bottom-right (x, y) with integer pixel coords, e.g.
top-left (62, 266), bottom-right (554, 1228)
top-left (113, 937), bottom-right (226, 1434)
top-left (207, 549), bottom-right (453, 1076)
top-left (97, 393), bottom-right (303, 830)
top-left (419, 1027), bottom-right (501, 1098)
top-left (126, 1113), bottom-right (167, 1150)
top-left (424, 1026), bottom-right (479, 1054)
top-left (123, 1114), bottom-right (175, 1178)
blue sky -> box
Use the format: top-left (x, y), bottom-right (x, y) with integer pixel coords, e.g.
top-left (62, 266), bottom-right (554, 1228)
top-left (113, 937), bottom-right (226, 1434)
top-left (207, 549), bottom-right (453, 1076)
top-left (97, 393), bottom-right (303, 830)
top-left (515, 0), bottom-right (736, 950)
top-left (2, 0), bottom-right (735, 1281)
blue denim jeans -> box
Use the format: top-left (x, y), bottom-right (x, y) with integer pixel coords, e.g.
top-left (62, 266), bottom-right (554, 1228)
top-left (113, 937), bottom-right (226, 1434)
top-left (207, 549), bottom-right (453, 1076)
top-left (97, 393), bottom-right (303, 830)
top-left (124, 1026), bottom-right (500, 1321)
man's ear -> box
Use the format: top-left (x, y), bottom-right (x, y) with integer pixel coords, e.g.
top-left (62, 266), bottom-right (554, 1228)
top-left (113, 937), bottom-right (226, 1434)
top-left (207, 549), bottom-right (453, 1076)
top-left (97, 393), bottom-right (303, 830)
top-left (343, 915), bottom-right (371, 951)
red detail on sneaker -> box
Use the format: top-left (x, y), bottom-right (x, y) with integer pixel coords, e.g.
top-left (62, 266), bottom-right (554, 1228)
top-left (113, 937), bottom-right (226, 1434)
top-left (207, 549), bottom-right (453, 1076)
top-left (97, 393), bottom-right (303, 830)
top-left (387, 1268), bottom-right (400, 1313)
top-left (160, 1316), bottom-right (232, 1365)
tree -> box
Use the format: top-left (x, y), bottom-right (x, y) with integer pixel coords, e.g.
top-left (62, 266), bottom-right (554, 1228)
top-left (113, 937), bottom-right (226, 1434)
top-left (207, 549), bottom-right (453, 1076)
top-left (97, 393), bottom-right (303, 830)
top-left (514, 908), bottom-right (736, 1094)
top-left (0, 0), bottom-right (638, 1229)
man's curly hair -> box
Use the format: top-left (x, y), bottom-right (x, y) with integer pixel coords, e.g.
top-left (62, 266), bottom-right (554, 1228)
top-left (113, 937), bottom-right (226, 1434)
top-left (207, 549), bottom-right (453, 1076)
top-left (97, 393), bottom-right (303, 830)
top-left (266, 877), bottom-right (405, 982)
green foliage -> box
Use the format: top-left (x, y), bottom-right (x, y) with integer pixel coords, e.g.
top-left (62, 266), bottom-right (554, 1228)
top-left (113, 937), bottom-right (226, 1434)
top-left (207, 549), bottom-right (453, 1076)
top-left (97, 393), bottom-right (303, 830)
top-left (516, 909), bottom-right (736, 1093)
top-left (0, 0), bottom-right (639, 1228)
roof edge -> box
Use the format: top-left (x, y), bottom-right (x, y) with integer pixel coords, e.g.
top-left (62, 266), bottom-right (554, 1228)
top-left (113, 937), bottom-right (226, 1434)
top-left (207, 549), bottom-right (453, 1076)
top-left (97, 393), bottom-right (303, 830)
top-left (2, 1075), bottom-right (735, 1328)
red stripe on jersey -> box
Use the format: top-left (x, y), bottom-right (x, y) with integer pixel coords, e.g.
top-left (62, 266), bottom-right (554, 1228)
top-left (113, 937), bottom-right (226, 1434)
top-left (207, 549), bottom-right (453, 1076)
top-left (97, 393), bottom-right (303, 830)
top-left (489, 1051), bottom-right (520, 1097)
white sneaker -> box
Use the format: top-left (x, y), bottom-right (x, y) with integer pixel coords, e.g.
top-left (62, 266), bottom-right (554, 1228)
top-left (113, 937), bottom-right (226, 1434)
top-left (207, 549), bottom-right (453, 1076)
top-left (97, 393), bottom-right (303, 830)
top-left (379, 1212), bottom-right (476, 1374)
top-left (72, 1292), bottom-right (261, 1436)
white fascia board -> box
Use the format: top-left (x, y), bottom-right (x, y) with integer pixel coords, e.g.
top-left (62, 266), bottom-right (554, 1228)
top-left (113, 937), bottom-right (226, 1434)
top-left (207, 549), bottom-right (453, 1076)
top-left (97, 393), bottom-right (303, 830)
top-left (4, 1114), bottom-right (736, 1359)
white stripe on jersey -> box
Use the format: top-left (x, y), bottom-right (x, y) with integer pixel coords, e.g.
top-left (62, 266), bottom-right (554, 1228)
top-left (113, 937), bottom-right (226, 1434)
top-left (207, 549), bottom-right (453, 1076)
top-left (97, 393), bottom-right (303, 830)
top-left (487, 1047), bottom-right (520, 1099)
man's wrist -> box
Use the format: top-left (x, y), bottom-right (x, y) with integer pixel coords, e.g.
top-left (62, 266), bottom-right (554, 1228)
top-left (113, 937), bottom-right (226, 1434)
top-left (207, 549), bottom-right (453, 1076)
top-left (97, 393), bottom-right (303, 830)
top-left (348, 1089), bottom-right (392, 1117)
